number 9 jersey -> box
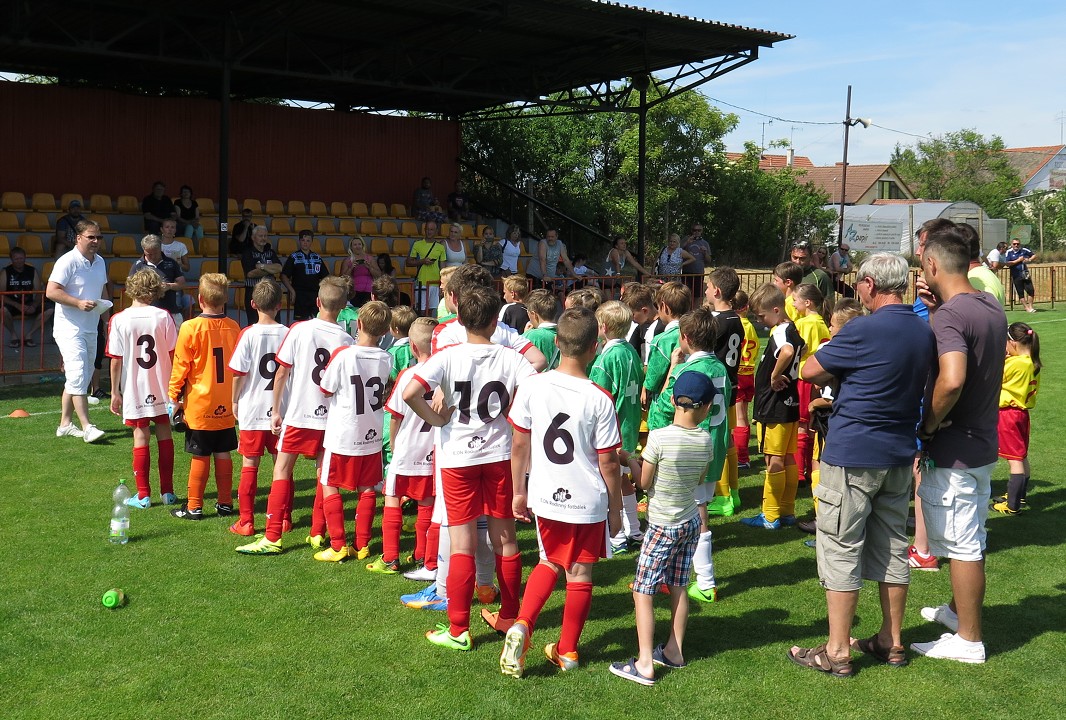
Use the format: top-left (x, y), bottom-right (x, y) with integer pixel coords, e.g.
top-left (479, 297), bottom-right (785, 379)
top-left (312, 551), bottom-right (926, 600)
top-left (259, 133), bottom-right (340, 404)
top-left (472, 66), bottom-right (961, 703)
top-left (106, 305), bottom-right (177, 420)
top-left (508, 371), bottom-right (621, 524)
top-left (229, 323), bottom-right (289, 430)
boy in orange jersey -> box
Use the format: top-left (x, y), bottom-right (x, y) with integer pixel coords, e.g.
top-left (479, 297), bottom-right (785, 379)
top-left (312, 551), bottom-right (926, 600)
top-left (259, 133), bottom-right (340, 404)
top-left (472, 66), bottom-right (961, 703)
top-left (236, 276), bottom-right (355, 554)
top-left (227, 279), bottom-right (288, 535)
top-left (168, 272), bottom-right (240, 520)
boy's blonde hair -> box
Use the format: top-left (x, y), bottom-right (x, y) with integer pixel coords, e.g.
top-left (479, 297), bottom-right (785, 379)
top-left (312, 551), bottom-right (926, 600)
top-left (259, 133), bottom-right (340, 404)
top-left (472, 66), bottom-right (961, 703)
top-left (565, 286), bottom-right (603, 312)
top-left (595, 300), bottom-right (632, 339)
top-left (125, 267), bottom-right (164, 303)
top-left (654, 281), bottom-right (691, 317)
top-left (358, 300), bottom-right (391, 338)
top-left (503, 275), bottom-right (530, 300)
top-left (556, 308), bottom-right (598, 358)
top-left (389, 305), bottom-right (417, 336)
top-left (749, 282), bottom-right (784, 313)
top-left (251, 278), bottom-right (282, 312)
top-left (408, 316), bottom-right (438, 355)
top-left (526, 288), bottom-right (559, 322)
top-left (318, 276), bottom-right (349, 313)
top-left (199, 273), bottom-right (229, 308)
top-left (439, 265), bottom-right (459, 296)
top-left (830, 297), bottom-right (864, 327)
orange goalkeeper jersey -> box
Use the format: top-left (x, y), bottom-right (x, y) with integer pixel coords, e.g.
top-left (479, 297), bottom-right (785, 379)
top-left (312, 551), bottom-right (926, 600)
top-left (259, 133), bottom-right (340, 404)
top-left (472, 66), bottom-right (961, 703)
top-left (169, 313), bottom-right (240, 430)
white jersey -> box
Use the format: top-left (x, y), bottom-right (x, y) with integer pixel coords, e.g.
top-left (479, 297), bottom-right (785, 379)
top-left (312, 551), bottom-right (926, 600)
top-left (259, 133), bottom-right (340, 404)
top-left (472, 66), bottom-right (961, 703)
top-left (411, 342), bottom-right (536, 468)
top-left (49, 248), bottom-right (108, 336)
top-left (508, 371), bottom-right (621, 524)
top-left (106, 305), bottom-right (177, 420)
top-left (276, 318), bottom-right (354, 430)
top-left (432, 317), bottom-right (533, 356)
top-left (319, 344), bottom-right (393, 456)
top-left (385, 365), bottom-right (436, 478)
top-left (229, 323), bottom-right (289, 431)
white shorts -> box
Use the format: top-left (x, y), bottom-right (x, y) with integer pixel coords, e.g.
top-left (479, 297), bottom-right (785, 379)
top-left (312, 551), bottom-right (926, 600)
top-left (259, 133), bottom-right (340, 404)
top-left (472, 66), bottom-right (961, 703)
top-left (918, 463), bottom-right (994, 562)
top-left (414, 285), bottom-right (440, 312)
top-left (694, 483), bottom-right (715, 505)
top-left (56, 331), bottom-right (97, 395)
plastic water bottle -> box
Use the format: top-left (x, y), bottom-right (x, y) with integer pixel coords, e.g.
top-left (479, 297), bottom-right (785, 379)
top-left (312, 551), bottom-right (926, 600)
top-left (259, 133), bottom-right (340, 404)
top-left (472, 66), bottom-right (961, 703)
top-left (110, 480), bottom-right (131, 545)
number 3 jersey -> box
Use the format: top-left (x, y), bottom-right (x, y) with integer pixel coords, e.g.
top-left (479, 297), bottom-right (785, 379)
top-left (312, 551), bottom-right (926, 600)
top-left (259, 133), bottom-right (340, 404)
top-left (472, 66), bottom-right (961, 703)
top-left (508, 371), bottom-right (621, 524)
top-left (169, 313), bottom-right (240, 430)
top-left (319, 344), bottom-right (393, 456)
top-left (385, 364), bottom-right (435, 478)
top-left (229, 323), bottom-right (290, 431)
top-left (275, 318), bottom-right (354, 430)
top-left (411, 343), bottom-right (536, 468)
top-left (106, 305), bottom-right (177, 420)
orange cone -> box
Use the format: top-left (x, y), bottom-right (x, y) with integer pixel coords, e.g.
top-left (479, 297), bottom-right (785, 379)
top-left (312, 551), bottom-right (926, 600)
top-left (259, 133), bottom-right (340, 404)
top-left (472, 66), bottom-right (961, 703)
top-left (8, 409), bottom-right (29, 418)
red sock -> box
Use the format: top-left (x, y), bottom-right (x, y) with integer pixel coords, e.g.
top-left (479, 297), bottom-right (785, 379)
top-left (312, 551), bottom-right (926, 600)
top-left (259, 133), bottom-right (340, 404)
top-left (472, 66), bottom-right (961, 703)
top-left (382, 505), bottom-right (402, 563)
top-left (496, 553), bottom-right (523, 619)
top-left (214, 456), bottom-right (234, 505)
top-left (157, 438), bottom-right (174, 495)
top-left (446, 552), bottom-right (476, 636)
top-left (517, 563), bottom-right (559, 631)
top-left (323, 493), bottom-right (347, 550)
top-left (414, 504), bottom-right (433, 563)
top-left (309, 481), bottom-right (325, 537)
top-left (793, 432), bottom-right (809, 482)
top-left (264, 479), bottom-right (293, 541)
top-left (424, 522), bottom-right (441, 571)
top-left (802, 433), bottom-right (814, 480)
top-left (733, 425), bottom-right (751, 464)
top-left (187, 456), bottom-right (210, 511)
top-left (132, 445), bottom-right (151, 499)
top-left (558, 581), bottom-right (593, 655)
top-left (238, 466), bottom-right (259, 525)
top-left (355, 489), bottom-right (377, 551)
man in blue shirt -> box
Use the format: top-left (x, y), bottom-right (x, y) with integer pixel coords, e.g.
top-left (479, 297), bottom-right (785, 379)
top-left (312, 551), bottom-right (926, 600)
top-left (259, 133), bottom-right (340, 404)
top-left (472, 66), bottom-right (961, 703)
top-left (1003, 239), bottom-right (1037, 313)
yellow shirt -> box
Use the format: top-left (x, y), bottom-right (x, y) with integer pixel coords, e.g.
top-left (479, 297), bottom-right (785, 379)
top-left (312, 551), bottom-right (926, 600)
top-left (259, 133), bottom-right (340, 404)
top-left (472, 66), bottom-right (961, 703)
top-left (409, 239), bottom-right (447, 285)
top-left (738, 316), bottom-right (759, 376)
top-left (795, 314), bottom-right (830, 362)
top-left (785, 294), bottom-right (799, 322)
top-left (1000, 354), bottom-right (1039, 409)
top-left (169, 314), bottom-right (240, 430)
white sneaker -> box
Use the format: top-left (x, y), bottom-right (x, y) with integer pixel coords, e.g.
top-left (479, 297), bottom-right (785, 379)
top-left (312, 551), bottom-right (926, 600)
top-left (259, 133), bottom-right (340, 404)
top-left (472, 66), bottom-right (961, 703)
top-left (920, 604), bottom-right (960, 633)
top-left (86, 394), bottom-right (101, 405)
top-left (56, 424), bottom-right (83, 438)
top-left (403, 564), bottom-right (437, 582)
top-left (83, 424), bottom-right (105, 443)
top-left (910, 632), bottom-right (985, 664)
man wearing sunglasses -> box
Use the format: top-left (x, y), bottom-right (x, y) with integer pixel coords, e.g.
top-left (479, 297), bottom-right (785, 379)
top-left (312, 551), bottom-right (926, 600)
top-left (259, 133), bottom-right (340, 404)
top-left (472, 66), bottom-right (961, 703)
top-left (1004, 239), bottom-right (1037, 313)
top-left (46, 220), bottom-right (110, 443)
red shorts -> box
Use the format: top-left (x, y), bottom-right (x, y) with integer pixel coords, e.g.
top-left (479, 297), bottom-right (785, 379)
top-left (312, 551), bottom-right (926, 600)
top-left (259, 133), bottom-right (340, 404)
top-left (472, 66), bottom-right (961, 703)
top-left (997, 406), bottom-right (1030, 461)
top-left (796, 379), bottom-right (813, 424)
top-left (125, 414), bottom-right (169, 429)
top-left (736, 373), bottom-right (755, 403)
top-left (321, 450), bottom-right (383, 491)
top-left (536, 516), bottom-right (607, 567)
top-left (278, 425), bottom-right (325, 458)
top-left (238, 429), bottom-right (279, 457)
top-left (386, 473), bottom-right (434, 501)
top-left (440, 459), bottom-right (512, 526)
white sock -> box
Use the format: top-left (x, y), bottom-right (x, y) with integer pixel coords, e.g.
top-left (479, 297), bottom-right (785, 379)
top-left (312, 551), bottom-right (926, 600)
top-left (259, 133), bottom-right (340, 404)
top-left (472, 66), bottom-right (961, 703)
top-left (693, 530), bottom-right (716, 591)
top-left (622, 493), bottom-right (642, 539)
top-left (436, 527), bottom-right (451, 598)
top-left (953, 634), bottom-right (984, 648)
top-left (474, 515), bottom-right (494, 586)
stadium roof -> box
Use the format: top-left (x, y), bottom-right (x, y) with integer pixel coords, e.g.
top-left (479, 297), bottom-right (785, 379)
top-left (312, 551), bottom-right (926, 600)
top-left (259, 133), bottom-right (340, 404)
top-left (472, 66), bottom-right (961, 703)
top-left (0, 0), bottom-right (792, 116)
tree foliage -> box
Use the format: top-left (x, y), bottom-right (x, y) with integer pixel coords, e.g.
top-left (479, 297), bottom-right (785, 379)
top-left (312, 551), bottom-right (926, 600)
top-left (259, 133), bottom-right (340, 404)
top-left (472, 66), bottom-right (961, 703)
top-left (1005, 191), bottom-right (1066, 252)
top-left (890, 129), bottom-right (1023, 218)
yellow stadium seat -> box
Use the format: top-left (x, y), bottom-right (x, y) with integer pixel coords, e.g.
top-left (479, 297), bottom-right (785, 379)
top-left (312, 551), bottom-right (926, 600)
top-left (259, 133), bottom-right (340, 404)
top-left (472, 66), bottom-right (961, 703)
top-left (462, 224), bottom-right (476, 239)
top-left (370, 238), bottom-right (390, 255)
top-left (333, 259), bottom-right (347, 276)
top-left (228, 259), bottom-right (245, 281)
top-left (108, 260), bottom-right (132, 285)
top-left (391, 238), bottom-right (411, 256)
top-left (199, 236), bottom-right (219, 258)
top-left (227, 199), bottom-right (240, 216)
top-left (277, 237), bottom-right (298, 256)
top-left (338, 219), bottom-right (359, 235)
top-left (390, 203), bottom-right (409, 219)
top-left (31, 193), bottom-right (57, 212)
top-left (316, 218), bottom-right (337, 235)
top-left (24, 213), bottom-right (52, 233)
top-left (294, 218), bottom-right (314, 234)
top-left (0, 212), bottom-right (20, 232)
top-left (380, 221), bottom-right (400, 237)
top-left (20, 235), bottom-right (47, 257)
top-left (308, 201), bottom-right (327, 217)
top-left (89, 194), bottom-right (113, 213)
top-left (116, 195), bottom-right (140, 214)
top-left (288, 200), bottom-right (309, 217)
top-left (200, 260), bottom-right (219, 275)
top-left (330, 201), bottom-right (352, 218)
top-left (111, 235), bottom-right (138, 257)
top-left (351, 202), bottom-right (369, 217)
top-left (243, 199), bottom-right (263, 215)
top-left (1, 192), bottom-right (27, 211)
top-left (265, 200), bottom-right (285, 216)
top-left (269, 218), bottom-right (291, 234)
top-left (324, 237), bottom-right (347, 256)
top-left (60, 193), bottom-right (84, 210)
top-left (360, 220), bottom-right (381, 237)
top-left (307, 238), bottom-right (324, 255)
top-left (201, 217), bottom-right (219, 235)
top-left (370, 202), bottom-right (389, 218)
top-left (0, 235), bottom-right (9, 256)
top-left (400, 221), bottom-right (419, 237)
top-left (198, 198), bottom-right (217, 216)
top-left (88, 214), bottom-right (111, 232)
top-left (42, 260), bottom-right (56, 281)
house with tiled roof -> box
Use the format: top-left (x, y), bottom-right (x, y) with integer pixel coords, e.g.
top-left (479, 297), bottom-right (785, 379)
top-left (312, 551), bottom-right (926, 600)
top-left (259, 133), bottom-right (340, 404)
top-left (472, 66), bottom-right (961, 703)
top-left (799, 163), bottom-right (914, 205)
top-left (1002, 145), bottom-right (1066, 194)
top-left (724, 151), bottom-right (814, 170)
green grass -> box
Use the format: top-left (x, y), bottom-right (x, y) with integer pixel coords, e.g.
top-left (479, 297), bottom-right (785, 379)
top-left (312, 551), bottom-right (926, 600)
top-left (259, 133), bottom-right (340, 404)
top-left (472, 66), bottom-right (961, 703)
top-left (2, 309), bottom-right (1065, 720)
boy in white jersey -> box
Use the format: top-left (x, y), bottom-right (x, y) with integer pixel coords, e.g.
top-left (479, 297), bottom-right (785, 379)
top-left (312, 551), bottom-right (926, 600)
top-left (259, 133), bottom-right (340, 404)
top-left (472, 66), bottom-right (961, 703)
top-left (228, 279), bottom-right (288, 536)
top-left (314, 301), bottom-right (394, 562)
top-left (237, 277), bottom-right (354, 555)
top-left (106, 269), bottom-right (178, 507)
top-left (404, 285), bottom-right (537, 651)
top-left (378, 317), bottom-right (439, 573)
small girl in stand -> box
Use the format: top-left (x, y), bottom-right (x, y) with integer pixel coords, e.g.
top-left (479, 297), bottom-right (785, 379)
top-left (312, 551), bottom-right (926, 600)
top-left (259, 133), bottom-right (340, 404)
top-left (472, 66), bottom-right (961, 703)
top-left (992, 322), bottom-right (1041, 515)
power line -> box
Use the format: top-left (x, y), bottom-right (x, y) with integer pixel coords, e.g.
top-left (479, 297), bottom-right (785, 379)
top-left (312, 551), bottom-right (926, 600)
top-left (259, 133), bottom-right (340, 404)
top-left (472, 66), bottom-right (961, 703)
top-left (870, 122), bottom-right (929, 139)
top-left (703, 96), bottom-right (837, 126)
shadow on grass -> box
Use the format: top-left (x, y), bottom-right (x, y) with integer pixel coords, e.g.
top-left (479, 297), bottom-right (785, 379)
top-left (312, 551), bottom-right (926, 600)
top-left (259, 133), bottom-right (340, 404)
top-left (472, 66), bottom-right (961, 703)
top-left (984, 483), bottom-right (1066, 554)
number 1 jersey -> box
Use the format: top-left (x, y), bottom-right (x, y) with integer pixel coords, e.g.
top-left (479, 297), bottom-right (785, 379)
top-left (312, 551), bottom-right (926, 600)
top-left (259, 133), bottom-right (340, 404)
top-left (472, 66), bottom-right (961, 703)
top-left (168, 313), bottom-right (240, 430)
top-left (275, 318), bottom-right (354, 431)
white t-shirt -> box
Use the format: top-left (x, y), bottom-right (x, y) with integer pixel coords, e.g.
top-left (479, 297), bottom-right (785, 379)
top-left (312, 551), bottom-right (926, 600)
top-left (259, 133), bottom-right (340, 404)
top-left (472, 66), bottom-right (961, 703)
top-left (229, 323), bottom-right (289, 431)
top-left (49, 248), bottom-right (108, 336)
top-left (385, 365), bottom-right (436, 477)
top-left (276, 318), bottom-right (354, 430)
top-left (160, 239), bottom-right (188, 265)
top-left (508, 371), bottom-right (621, 524)
top-left (986, 247), bottom-right (1002, 266)
top-left (411, 342), bottom-right (536, 468)
top-left (432, 317), bottom-right (533, 356)
top-left (105, 305), bottom-right (177, 420)
top-left (500, 239), bottom-right (521, 273)
top-left (319, 344), bottom-right (393, 456)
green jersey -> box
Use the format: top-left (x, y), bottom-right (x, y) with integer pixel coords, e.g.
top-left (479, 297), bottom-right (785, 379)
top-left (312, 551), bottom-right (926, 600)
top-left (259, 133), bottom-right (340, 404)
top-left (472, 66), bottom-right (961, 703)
top-left (522, 323), bottom-right (559, 371)
top-left (388, 338), bottom-right (413, 381)
top-left (589, 339), bottom-right (645, 452)
top-left (337, 304), bottom-right (359, 337)
top-left (643, 321), bottom-right (680, 397)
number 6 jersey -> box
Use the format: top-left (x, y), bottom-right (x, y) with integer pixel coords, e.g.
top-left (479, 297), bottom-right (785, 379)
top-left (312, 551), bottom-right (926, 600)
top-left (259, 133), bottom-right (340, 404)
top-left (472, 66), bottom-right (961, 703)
top-left (508, 371), bottom-right (621, 524)
top-left (106, 305), bottom-right (177, 420)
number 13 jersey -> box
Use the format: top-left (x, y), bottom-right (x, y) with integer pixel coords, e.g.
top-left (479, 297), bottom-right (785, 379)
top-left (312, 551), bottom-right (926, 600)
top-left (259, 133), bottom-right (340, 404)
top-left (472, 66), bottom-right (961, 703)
top-left (509, 371), bottom-right (621, 524)
top-left (319, 344), bottom-right (393, 456)
top-left (276, 318), bottom-right (354, 430)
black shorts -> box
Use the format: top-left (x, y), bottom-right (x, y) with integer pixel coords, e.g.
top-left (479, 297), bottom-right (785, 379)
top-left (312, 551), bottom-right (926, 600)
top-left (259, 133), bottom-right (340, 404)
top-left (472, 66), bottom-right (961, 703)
top-left (185, 427), bottom-right (239, 456)
top-left (1012, 275), bottom-right (1034, 298)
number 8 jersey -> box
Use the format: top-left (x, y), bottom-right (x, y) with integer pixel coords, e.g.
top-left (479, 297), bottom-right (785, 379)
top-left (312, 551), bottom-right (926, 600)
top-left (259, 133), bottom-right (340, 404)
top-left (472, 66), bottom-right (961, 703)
top-left (275, 318), bottom-right (354, 430)
top-left (106, 305), bottom-right (177, 420)
top-left (508, 371), bottom-right (621, 524)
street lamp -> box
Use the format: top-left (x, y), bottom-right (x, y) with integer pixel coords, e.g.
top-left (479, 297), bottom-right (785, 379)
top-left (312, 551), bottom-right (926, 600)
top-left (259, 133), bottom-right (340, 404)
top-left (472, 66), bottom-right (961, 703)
top-left (838, 84), bottom-right (871, 244)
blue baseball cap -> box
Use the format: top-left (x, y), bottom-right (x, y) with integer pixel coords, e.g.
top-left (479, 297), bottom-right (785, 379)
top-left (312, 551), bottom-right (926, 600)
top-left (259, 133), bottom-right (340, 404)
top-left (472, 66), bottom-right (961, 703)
top-left (673, 371), bottom-right (716, 409)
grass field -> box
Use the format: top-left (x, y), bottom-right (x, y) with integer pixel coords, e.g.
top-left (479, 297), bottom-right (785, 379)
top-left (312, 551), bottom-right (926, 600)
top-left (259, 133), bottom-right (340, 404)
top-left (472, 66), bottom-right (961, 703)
top-left (2, 308), bottom-right (1065, 720)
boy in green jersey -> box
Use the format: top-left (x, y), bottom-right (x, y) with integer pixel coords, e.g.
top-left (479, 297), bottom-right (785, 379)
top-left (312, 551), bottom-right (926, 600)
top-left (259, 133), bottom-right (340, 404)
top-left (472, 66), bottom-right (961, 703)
top-left (640, 281), bottom-right (691, 409)
top-left (522, 289), bottom-right (561, 371)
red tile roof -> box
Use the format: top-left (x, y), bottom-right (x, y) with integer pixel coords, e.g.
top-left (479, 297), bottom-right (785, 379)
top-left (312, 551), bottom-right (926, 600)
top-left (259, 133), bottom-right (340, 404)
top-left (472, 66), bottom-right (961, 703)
top-left (1002, 146), bottom-right (1066, 184)
top-left (724, 152), bottom-right (814, 170)
top-left (799, 164), bottom-right (905, 205)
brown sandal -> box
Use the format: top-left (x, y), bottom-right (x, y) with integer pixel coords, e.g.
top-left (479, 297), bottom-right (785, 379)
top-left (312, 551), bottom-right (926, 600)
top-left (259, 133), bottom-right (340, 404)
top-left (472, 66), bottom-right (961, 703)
top-left (787, 644), bottom-right (854, 677)
top-left (851, 635), bottom-right (908, 667)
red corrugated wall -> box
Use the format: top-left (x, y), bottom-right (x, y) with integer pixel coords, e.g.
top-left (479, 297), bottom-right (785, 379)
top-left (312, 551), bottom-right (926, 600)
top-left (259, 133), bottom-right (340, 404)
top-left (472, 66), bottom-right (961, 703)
top-left (0, 82), bottom-right (460, 209)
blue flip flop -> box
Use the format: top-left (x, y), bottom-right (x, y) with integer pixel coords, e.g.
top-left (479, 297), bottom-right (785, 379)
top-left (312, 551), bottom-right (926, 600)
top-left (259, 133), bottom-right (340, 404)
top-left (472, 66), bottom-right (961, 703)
top-left (609, 659), bottom-right (655, 686)
top-left (652, 643), bottom-right (687, 669)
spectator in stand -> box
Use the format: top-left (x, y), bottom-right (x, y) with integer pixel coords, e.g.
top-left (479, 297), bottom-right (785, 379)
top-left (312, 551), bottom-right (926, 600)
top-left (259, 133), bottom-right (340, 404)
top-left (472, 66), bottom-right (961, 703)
top-left (985, 241), bottom-right (1007, 271)
top-left (174, 185), bottom-right (204, 242)
top-left (54, 199), bottom-right (85, 256)
top-left (407, 220), bottom-right (447, 316)
top-left (605, 236), bottom-right (648, 280)
top-left (229, 207), bottom-right (256, 256)
top-left (475, 225), bottom-right (503, 277)
top-left (241, 225), bottom-right (282, 326)
top-left (130, 234), bottom-right (187, 328)
top-left (683, 223), bottom-right (711, 296)
top-left (656, 234), bottom-right (695, 278)
top-left (282, 229), bottom-right (331, 322)
top-left (447, 180), bottom-right (477, 223)
top-left (2, 246), bottom-right (52, 348)
top-left (412, 176), bottom-right (446, 224)
top-left (527, 229), bottom-right (578, 292)
top-left (142, 181), bottom-right (175, 235)
top-left (159, 219), bottom-right (190, 274)
top-left (1004, 239), bottom-right (1038, 313)
top-left (500, 224), bottom-right (524, 276)
top-left (342, 236), bottom-right (381, 307)
top-left (828, 243), bottom-right (853, 298)
top-left (442, 223), bottom-right (468, 269)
